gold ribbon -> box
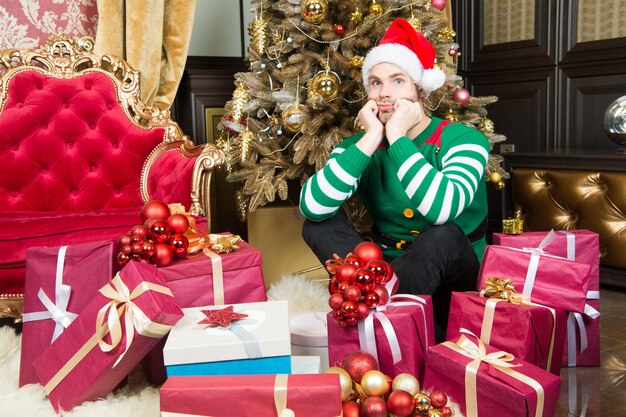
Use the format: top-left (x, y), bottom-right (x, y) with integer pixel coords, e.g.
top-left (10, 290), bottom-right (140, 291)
top-left (479, 277), bottom-right (516, 300)
top-left (443, 330), bottom-right (545, 417)
top-left (43, 273), bottom-right (174, 395)
top-left (208, 234), bottom-right (242, 254)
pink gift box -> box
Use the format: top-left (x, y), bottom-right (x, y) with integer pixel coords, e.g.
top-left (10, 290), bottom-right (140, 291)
top-left (492, 230), bottom-right (600, 367)
top-left (423, 334), bottom-right (561, 417)
top-left (160, 374), bottom-right (343, 417)
top-left (34, 261), bottom-right (183, 412)
top-left (20, 240), bottom-right (116, 386)
top-left (446, 292), bottom-right (567, 375)
top-left (477, 245), bottom-right (591, 313)
top-left (327, 295), bottom-right (434, 382)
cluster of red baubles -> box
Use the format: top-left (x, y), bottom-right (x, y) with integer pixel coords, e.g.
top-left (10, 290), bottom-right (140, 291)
top-left (328, 242), bottom-right (395, 327)
top-left (116, 201), bottom-right (190, 268)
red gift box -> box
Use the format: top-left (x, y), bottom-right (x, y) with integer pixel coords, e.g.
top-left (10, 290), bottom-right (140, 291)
top-left (493, 230), bottom-right (600, 366)
top-left (477, 244), bottom-right (591, 313)
top-left (327, 294), bottom-right (434, 382)
top-left (34, 261), bottom-right (183, 412)
top-left (160, 374), bottom-right (343, 417)
top-left (446, 292), bottom-right (567, 375)
top-left (20, 240), bottom-right (116, 386)
top-left (423, 332), bottom-right (561, 417)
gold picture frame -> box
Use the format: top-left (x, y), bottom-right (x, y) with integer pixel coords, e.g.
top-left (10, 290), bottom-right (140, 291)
top-left (205, 107), bottom-right (226, 144)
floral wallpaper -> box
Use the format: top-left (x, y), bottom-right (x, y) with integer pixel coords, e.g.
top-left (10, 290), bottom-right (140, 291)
top-left (0, 0), bottom-right (98, 49)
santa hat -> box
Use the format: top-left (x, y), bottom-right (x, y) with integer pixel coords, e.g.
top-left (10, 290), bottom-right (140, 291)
top-left (362, 19), bottom-right (446, 95)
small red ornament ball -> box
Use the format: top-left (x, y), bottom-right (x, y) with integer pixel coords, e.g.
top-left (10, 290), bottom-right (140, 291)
top-left (372, 284), bottom-right (390, 305)
top-left (353, 242), bottom-right (383, 263)
top-left (354, 268), bottom-right (376, 292)
top-left (431, 0), bottom-right (447, 11)
top-left (387, 390), bottom-right (415, 417)
top-left (116, 252), bottom-right (131, 266)
top-left (366, 259), bottom-right (392, 283)
top-left (356, 302), bottom-right (370, 319)
top-left (344, 254), bottom-right (363, 268)
top-left (130, 224), bottom-right (148, 240)
top-left (118, 234), bottom-right (132, 247)
top-left (140, 200), bottom-right (170, 222)
top-left (430, 390), bottom-right (448, 408)
top-left (329, 277), bottom-right (342, 294)
top-left (141, 240), bottom-right (155, 259)
top-left (170, 233), bottom-right (189, 258)
top-left (453, 88), bottom-right (471, 105)
top-left (336, 262), bottom-right (358, 282)
top-left (343, 285), bottom-right (362, 302)
top-left (362, 396), bottom-right (387, 417)
top-left (365, 291), bottom-right (381, 308)
top-left (149, 220), bottom-right (172, 243)
top-left (441, 406), bottom-right (453, 417)
top-left (151, 242), bottom-right (174, 267)
top-left (448, 48), bottom-right (458, 57)
top-left (342, 401), bottom-right (361, 417)
top-left (334, 24), bottom-right (345, 36)
top-left (329, 292), bottom-right (345, 311)
top-left (342, 351), bottom-right (378, 384)
top-left (167, 213), bottom-right (190, 234)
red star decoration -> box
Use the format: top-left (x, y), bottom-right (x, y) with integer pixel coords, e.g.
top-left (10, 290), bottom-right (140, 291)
top-left (198, 305), bottom-right (248, 328)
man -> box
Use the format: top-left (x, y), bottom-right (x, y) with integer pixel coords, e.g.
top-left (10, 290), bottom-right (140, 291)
top-left (299, 19), bottom-right (490, 338)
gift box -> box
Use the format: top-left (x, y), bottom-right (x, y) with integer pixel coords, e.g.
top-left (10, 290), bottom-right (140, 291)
top-left (33, 261), bottom-right (183, 412)
top-left (20, 240), bottom-right (116, 386)
top-left (290, 311), bottom-right (329, 371)
top-left (446, 292), bottom-right (567, 375)
top-left (492, 230), bottom-right (600, 366)
top-left (160, 374), bottom-right (343, 417)
top-left (291, 356), bottom-right (321, 374)
top-left (477, 244), bottom-right (591, 313)
top-left (327, 294), bottom-right (434, 382)
top-left (164, 300), bottom-right (291, 376)
top-left (157, 238), bottom-right (266, 308)
top-left (423, 332), bottom-right (561, 417)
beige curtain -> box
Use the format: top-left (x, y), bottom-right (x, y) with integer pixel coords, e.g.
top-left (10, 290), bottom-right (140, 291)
top-left (94, 0), bottom-right (196, 109)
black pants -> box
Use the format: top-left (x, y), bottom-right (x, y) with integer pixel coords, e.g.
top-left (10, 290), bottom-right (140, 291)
top-left (302, 211), bottom-right (479, 342)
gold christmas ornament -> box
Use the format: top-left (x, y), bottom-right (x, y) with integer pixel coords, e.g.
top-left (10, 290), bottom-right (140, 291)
top-left (231, 82), bottom-right (250, 124)
top-left (479, 117), bottom-right (495, 134)
top-left (282, 102), bottom-right (308, 134)
top-left (407, 16), bottom-right (422, 32)
top-left (444, 109), bottom-right (459, 123)
top-left (415, 393), bottom-right (431, 412)
top-left (301, 0), bottom-right (329, 25)
top-left (428, 409), bottom-right (444, 417)
top-left (238, 128), bottom-right (254, 162)
top-left (235, 189), bottom-right (248, 222)
top-left (353, 116), bottom-right (364, 133)
top-left (324, 367), bottom-right (353, 401)
top-left (495, 180), bottom-right (506, 190)
top-left (502, 218), bottom-right (524, 235)
top-left (391, 373), bottom-right (420, 396)
top-left (361, 370), bottom-right (388, 397)
top-left (350, 55), bottom-right (364, 68)
top-left (308, 70), bottom-right (342, 102)
top-left (250, 16), bottom-right (269, 55)
top-left (490, 171), bottom-right (502, 183)
top-left (215, 137), bottom-right (233, 173)
top-left (369, 0), bottom-right (383, 16)
top-left (350, 7), bottom-right (363, 25)
top-left (437, 27), bottom-right (456, 41)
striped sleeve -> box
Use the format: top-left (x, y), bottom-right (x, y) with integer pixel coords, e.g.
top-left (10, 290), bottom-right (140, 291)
top-left (388, 130), bottom-right (489, 225)
top-left (299, 142), bottom-right (371, 221)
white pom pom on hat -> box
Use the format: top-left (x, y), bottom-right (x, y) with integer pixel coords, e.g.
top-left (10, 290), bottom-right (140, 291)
top-left (362, 18), bottom-right (446, 95)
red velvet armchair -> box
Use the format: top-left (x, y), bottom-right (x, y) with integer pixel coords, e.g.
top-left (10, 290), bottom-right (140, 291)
top-left (0, 34), bottom-right (224, 318)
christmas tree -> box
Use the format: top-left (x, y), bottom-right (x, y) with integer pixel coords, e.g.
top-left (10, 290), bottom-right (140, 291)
top-left (218, 0), bottom-right (507, 224)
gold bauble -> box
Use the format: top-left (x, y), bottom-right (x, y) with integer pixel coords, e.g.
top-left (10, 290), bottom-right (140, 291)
top-left (428, 409), bottom-right (444, 417)
top-left (281, 103), bottom-right (308, 134)
top-left (478, 117), bottom-right (495, 134)
top-left (238, 128), bottom-right (254, 162)
top-left (301, 0), bottom-right (328, 25)
top-left (350, 55), bottom-right (364, 68)
top-left (360, 370), bottom-right (388, 397)
top-left (496, 180), bottom-right (506, 190)
top-left (231, 82), bottom-right (250, 124)
top-left (250, 18), bottom-right (269, 55)
top-left (324, 367), bottom-right (353, 401)
top-left (391, 373), bottom-right (420, 397)
top-left (444, 109), bottom-right (459, 123)
top-left (369, 2), bottom-right (383, 16)
top-left (350, 8), bottom-right (363, 25)
top-left (490, 171), bottom-right (502, 183)
top-left (415, 393), bottom-right (431, 412)
top-left (308, 70), bottom-right (341, 102)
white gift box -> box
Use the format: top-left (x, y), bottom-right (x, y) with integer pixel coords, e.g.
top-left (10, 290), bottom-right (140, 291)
top-left (290, 311), bottom-right (329, 371)
top-left (164, 300), bottom-right (292, 376)
top-left (291, 355), bottom-right (321, 374)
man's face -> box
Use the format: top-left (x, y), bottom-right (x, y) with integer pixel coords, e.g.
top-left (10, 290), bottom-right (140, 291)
top-left (367, 62), bottom-right (420, 125)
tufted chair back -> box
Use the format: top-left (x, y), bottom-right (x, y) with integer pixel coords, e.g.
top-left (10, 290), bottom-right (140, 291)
top-left (511, 168), bottom-right (626, 269)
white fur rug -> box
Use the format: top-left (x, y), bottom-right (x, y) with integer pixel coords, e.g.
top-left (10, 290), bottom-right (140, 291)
top-left (266, 274), bottom-right (331, 314)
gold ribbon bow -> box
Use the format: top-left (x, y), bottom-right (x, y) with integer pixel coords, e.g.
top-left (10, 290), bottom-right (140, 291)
top-left (479, 277), bottom-right (517, 300)
top-left (209, 234), bottom-right (242, 254)
top-left (442, 329), bottom-right (546, 417)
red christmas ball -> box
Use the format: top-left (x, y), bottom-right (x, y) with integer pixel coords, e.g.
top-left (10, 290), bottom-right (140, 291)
top-left (329, 277), bottom-right (342, 294)
top-left (336, 262), bottom-right (358, 282)
top-left (120, 244), bottom-right (132, 256)
top-left (356, 302), bottom-right (370, 319)
top-left (131, 242), bottom-right (144, 254)
top-left (430, 390), bottom-right (448, 408)
top-left (334, 24), bottom-right (345, 36)
top-left (431, 0), bottom-right (447, 11)
top-left (167, 213), bottom-right (190, 234)
top-left (118, 233), bottom-right (132, 247)
top-left (116, 251), bottom-right (131, 267)
top-left (362, 396), bottom-right (387, 417)
top-left (344, 254), bottom-right (363, 269)
top-left (151, 243), bottom-right (174, 267)
top-left (329, 292), bottom-right (345, 310)
top-left (448, 48), bottom-right (458, 57)
top-left (343, 285), bottom-right (362, 302)
top-left (365, 291), bottom-right (381, 308)
top-left (372, 284), bottom-right (390, 305)
top-left (148, 220), bottom-right (172, 243)
top-left (338, 281), bottom-right (351, 293)
top-left (344, 316), bottom-right (357, 327)
top-left (170, 233), bottom-right (189, 258)
top-left (354, 268), bottom-right (375, 292)
top-left (343, 400), bottom-right (361, 417)
top-left (342, 351), bottom-right (378, 384)
top-left (366, 259), bottom-right (392, 284)
top-left (387, 390), bottom-right (415, 417)
top-left (453, 88), bottom-right (471, 105)
top-left (130, 224), bottom-right (148, 239)
top-left (141, 240), bottom-right (155, 259)
top-left (441, 406), bottom-right (453, 417)
top-left (140, 200), bottom-right (170, 222)
top-left (144, 217), bottom-right (160, 229)
top-left (353, 242), bottom-right (383, 264)
top-left (341, 300), bottom-right (357, 315)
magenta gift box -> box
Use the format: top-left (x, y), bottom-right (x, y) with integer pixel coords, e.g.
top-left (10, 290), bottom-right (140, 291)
top-left (34, 261), bottom-right (183, 412)
top-left (492, 230), bottom-right (600, 366)
top-left (20, 240), bottom-right (116, 386)
top-left (160, 374), bottom-right (342, 417)
top-left (327, 295), bottom-right (434, 382)
top-left (446, 292), bottom-right (567, 375)
top-left (423, 335), bottom-right (561, 417)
